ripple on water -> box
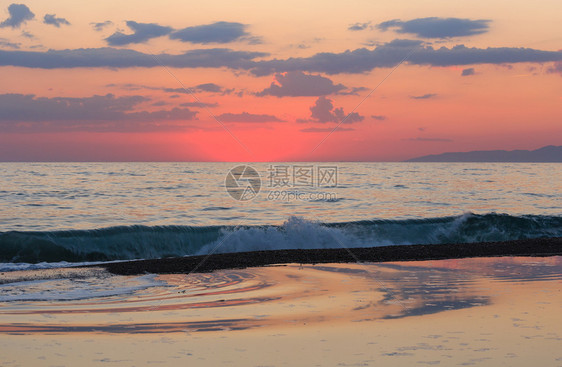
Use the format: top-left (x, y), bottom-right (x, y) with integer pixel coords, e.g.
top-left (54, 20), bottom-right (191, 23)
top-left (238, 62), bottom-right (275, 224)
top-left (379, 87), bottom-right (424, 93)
top-left (0, 257), bottom-right (560, 335)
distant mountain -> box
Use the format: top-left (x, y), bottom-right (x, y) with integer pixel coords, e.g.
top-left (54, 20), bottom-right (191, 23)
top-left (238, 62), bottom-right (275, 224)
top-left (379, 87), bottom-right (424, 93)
top-left (406, 145), bottom-right (562, 162)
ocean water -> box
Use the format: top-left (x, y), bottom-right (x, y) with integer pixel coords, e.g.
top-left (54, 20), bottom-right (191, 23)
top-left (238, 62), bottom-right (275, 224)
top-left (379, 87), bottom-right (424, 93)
top-left (0, 162), bottom-right (561, 268)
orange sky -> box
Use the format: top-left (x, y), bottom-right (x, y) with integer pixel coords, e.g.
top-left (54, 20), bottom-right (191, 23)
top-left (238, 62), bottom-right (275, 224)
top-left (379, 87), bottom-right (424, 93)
top-left (0, 0), bottom-right (560, 161)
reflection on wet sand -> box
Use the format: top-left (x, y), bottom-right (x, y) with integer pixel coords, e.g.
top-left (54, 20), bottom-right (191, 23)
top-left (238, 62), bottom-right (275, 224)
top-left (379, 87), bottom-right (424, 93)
top-left (1, 256), bottom-right (561, 366)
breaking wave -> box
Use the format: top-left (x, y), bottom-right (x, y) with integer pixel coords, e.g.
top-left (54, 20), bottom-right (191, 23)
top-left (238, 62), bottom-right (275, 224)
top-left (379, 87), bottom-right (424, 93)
top-left (1, 213), bottom-right (560, 266)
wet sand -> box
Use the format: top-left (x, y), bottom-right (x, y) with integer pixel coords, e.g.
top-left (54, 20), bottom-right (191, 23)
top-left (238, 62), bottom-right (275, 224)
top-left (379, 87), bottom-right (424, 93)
top-left (1, 255), bottom-right (561, 366)
top-left (100, 236), bottom-right (562, 275)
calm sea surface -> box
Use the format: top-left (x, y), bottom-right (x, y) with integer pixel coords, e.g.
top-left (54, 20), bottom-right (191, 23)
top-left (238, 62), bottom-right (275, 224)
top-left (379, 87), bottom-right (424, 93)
top-left (1, 162), bottom-right (560, 231)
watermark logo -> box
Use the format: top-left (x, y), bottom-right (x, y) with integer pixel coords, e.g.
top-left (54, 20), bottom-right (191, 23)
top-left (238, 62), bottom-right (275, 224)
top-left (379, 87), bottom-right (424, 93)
top-left (267, 165), bottom-right (337, 188)
top-left (225, 164), bottom-right (338, 201)
top-left (225, 165), bottom-right (261, 201)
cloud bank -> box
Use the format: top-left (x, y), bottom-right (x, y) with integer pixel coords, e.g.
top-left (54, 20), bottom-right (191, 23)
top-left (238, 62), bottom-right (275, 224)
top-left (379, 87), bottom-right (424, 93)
top-left (1, 41), bottom-right (561, 76)
top-left (0, 93), bottom-right (198, 132)
top-left (0, 47), bottom-right (267, 68)
top-left (248, 40), bottom-right (562, 75)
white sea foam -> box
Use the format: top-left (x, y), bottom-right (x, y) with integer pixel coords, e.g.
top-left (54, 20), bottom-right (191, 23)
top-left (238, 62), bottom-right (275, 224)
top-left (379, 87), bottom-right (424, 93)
top-left (196, 216), bottom-right (381, 255)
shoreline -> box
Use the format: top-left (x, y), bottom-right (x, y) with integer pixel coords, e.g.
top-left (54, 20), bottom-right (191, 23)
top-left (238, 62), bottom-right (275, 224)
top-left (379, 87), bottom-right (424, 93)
top-left (98, 237), bottom-right (562, 275)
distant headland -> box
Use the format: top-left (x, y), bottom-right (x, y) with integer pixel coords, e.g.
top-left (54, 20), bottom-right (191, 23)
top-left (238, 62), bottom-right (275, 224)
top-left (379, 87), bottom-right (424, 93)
top-left (406, 145), bottom-right (562, 162)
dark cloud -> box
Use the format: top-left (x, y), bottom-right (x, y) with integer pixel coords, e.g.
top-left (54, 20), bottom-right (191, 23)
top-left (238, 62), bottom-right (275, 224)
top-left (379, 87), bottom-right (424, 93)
top-left (256, 71), bottom-right (347, 97)
top-left (105, 21), bottom-right (173, 46)
top-left (43, 14), bottom-right (70, 28)
top-left (403, 137), bottom-right (453, 142)
top-left (348, 22), bottom-right (371, 31)
top-left (371, 115), bottom-right (387, 121)
top-left (0, 3), bottom-right (34, 28)
top-left (170, 21), bottom-right (249, 44)
top-left (377, 17), bottom-right (490, 38)
top-left (300, 127), bottom-right (354, 132)
top-left (410, 93), bottom-right (437, 99)
top-left (0, 93), bottom-right (197, 132)
top-left (0, 47), bottom-right (267, 68)
top-left (91, 21), bottom-right (113, 31)
top-left (461, 67), bottom-right (475, 76)
top-left (216, 112), bottom-right (284, 123)
top-left (307, 96), bottom-right (364, 124)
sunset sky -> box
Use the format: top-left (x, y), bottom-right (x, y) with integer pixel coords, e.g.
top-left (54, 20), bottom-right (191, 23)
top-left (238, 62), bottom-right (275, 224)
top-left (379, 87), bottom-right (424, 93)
top-left (0, 0), bottom-right (560, 161)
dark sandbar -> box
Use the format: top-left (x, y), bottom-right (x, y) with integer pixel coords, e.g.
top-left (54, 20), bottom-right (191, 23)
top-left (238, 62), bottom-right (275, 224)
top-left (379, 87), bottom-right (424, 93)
top-left (98, 237), bottom-right (562, 275)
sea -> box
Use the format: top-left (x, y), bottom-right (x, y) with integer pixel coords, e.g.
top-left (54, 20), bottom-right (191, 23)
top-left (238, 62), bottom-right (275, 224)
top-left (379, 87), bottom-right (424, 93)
top-left (1, 162), bottom-right (560, 271)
